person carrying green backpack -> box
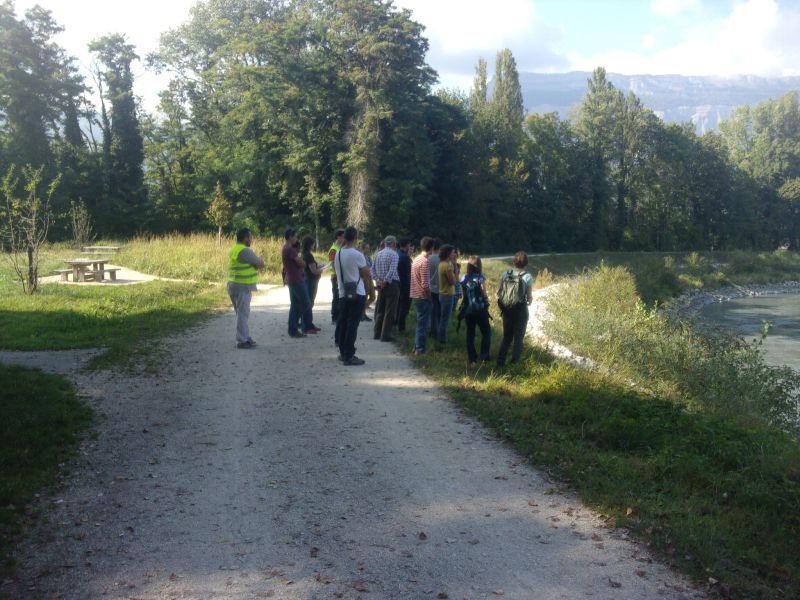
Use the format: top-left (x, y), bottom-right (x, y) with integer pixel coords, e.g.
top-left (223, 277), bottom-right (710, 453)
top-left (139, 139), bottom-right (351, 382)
top-left (496, 251), bottom-right (534, 366)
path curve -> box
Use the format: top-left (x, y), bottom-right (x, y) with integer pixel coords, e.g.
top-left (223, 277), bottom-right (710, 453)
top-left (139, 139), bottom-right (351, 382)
top-left (4, 285), bottom-right (702, 599)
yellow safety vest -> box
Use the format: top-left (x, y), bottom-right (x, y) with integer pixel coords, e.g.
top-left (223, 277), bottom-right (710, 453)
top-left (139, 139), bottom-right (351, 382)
top-left (328, 242), bottom-right (340, 275)
top-left (228, 243), bottom-right (259, 285)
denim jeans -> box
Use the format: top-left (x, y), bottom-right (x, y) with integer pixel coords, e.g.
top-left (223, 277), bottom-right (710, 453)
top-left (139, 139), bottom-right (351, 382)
top-left (337, 295), bottom-right (365, 360)
top-left (466, 310), bottom-right (492, 362)
top-left (437, 294), bottom-right (455, 344)
top-left (414, 298), bottom-right (433, 353)
top-left (288, 282), bottom-right (313, 334)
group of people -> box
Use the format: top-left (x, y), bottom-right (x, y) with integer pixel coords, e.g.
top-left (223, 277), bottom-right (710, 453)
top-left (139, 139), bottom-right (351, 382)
top-left (227, 226), bottom-right (534, 367)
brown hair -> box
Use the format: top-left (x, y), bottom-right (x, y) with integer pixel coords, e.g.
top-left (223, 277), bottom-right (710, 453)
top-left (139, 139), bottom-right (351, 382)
top-left (513, 251), bottom-right (528, 269)
top-left (466, 255), bottom-right (482, 276)
top-left (439, 244), bottom-right (454, 261)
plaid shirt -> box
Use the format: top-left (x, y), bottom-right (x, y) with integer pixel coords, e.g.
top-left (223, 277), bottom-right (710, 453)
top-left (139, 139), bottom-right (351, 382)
top-left (371, 247), bottom-right (399, 284)
top-left (410, 253), bottom-right (430, 299)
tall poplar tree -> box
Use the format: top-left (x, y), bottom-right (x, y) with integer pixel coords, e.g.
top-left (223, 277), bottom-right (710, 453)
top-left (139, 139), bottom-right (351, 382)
top-left (90, 34), bottom-right (146, 233)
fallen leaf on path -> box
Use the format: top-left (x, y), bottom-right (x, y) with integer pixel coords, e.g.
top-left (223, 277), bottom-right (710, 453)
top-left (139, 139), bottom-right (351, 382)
top-left (418, 532), bottom-right (427, 540)
top-left (437, 593), bottom-right (449, 599)
top-left (310, 547), bottom-right (319, 558)
top-left (493, 590), bottom-right (505, 596)
top-left (625, 507), bottom-right (634, 516)
top-left (608, 578), bottom-right (622, 588)
top-left (352, 580), bottom-right (369, 592)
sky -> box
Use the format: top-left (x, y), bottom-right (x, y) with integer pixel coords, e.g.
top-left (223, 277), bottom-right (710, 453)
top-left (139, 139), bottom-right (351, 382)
top-left (10, 0), bottom-right (800, 110)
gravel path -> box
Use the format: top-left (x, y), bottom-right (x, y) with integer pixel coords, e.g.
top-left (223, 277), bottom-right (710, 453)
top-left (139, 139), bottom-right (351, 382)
top-left (4, 286), bottom-right (702, 599)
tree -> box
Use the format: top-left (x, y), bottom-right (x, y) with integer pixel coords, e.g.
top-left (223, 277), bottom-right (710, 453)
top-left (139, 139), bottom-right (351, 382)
top-left (1, 165), bottom-right (59, 294)
top-left (90, 34), bottom-right (146, 234)
top-left (206, 181), bottom-right (233, 246)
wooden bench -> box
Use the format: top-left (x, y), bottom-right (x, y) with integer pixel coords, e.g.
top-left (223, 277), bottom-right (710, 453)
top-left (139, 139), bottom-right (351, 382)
top-left (53, 268), bottom-right (73, 281)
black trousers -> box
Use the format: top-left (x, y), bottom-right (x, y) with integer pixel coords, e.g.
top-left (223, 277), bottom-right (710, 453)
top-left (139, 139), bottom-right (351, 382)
top-left (396, 285), bottom-right (411, 332)
top-left (330, 276), bottom-right (340, 322)
top-left (374, 281), bottom-right (399, 340)
top-left (336, 295), bottom-right (365, 360)
top-left (497, 305), bottom-right (528, 365)
top-left (429, 292), bottom-right (440, 336)
top-left (465, 310), bottom-right (492, 362)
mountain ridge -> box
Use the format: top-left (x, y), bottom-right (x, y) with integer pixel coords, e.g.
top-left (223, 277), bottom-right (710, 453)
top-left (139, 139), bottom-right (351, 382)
top-left (516, 71), bottom-right (800, 133)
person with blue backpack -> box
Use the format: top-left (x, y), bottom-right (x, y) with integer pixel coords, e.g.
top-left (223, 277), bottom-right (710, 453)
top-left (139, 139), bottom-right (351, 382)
top-left (495, 251), bottom-right (534, 366)
top-left (456, 255), bottom-right (492, 364)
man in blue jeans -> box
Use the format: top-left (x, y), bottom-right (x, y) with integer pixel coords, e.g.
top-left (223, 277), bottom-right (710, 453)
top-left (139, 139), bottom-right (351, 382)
top-left (409, 236), bottom-right (434, 354)
top-left (282, 228), bottom-right (314, 338)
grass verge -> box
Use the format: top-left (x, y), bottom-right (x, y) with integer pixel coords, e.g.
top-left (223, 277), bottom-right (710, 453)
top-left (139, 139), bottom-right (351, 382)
top-left (396, 253), bottom-right (800, 599)
top-left (0, 364), bottom-right (92, 576)
top-left (116, 233), bottom-right (287, 284)
top-left (0, 268), bottom-right (226, 369)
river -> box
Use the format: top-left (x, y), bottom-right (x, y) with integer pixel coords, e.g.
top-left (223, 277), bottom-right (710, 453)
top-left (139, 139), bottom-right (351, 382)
top-left (698, 293), bottom-right (800, 371)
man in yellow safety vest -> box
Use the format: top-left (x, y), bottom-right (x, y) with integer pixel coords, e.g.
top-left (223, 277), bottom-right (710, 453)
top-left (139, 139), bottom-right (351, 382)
top-left (228, 228), bottom-right (266, 348)
top-left (328, 229), bottom-right (345, 323)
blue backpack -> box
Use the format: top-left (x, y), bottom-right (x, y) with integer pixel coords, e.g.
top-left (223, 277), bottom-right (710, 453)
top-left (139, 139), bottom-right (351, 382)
top-left (456, 276), bottom-right (489, 331)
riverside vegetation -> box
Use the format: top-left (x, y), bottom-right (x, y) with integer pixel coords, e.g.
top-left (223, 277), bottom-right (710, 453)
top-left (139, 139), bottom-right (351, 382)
top-left (406, 250), bottom-right (800, 599)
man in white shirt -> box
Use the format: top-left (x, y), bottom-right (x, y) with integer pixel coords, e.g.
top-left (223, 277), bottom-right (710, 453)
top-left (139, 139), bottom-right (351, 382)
top-left (335, 226), bottom-right (373, 365)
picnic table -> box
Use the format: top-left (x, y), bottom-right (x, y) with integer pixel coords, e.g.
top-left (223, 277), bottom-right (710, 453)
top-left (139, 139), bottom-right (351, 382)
top-left (81, 245), bottom-right (121, 254)
top-left (54, 259), bottom-right (120, 282)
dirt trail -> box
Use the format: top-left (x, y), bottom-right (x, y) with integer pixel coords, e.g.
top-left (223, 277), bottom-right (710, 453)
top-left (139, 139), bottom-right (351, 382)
top-left (5, 285), bottom-right (702, 599)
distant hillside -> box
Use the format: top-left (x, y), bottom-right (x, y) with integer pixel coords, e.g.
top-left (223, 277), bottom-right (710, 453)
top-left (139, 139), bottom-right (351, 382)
top-left (517, 72), bottom-right (800, 133)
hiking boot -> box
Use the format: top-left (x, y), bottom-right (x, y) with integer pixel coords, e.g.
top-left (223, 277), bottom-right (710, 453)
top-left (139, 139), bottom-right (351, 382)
top-left (304, 328), bottom-right (319, 335)
top-left (289, 331), bottom-right (307, 338)
top-left (237, 341), bottom-right (254, 349)
top-left (343, 356), bottom-right (365, 366)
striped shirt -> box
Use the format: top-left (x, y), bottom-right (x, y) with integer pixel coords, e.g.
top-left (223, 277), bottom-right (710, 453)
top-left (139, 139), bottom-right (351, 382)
top-left (371, 247), bottom-right (399, 284)
top-left (410, 253), bottom-right (430, 299)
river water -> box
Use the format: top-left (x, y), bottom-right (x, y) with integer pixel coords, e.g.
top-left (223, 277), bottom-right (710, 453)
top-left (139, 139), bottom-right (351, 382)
top-left (698, 294), bottom-right (800, 371)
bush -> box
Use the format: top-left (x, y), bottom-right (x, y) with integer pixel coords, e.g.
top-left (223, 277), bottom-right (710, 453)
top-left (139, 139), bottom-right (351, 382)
top-left (546, 264), bottom-right (800, 433)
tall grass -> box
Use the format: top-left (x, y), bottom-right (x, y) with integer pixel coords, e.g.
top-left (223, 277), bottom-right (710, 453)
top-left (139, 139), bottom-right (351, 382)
top-left (545, 264), bottom-right (800, 432)
top-left (116, 233), bottom-right (286, 283)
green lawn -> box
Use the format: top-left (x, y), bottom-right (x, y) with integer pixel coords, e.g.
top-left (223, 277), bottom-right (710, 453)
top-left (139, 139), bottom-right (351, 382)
top-left (0, 364), bottom-right (92, 575)
top-left (0, 244), bottom-right (228, 368)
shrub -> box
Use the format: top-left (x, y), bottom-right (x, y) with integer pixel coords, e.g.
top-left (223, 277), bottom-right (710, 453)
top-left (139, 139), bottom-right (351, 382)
top-left (546, 264), bottom-right (800, 433)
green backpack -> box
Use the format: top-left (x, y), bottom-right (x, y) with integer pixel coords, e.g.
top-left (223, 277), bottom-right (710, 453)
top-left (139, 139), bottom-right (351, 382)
top-left (497, 270), bottom-right (527, 311)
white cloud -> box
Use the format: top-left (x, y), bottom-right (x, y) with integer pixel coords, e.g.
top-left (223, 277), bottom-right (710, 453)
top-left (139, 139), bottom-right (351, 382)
top-left (574, 0), bottom-right (800, 76)
top-left (650, 0), bottom-right (700, 17)
top-left (395, 0), bottom-right (568, 85)
top-left (641, 33), bottom-right (656, 50)
top-left (396, 0), bottom-right (535, 53)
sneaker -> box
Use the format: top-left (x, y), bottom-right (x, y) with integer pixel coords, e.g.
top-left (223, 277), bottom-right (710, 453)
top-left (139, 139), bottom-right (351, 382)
top-left (343, 356), bottom-right (365, 366)
top-left (361, 315), bottom-right (372, 322)
top-left (247, 338), bottom-right (257, 347)
top-left (304, 328), bottom-right (319, 335)
top-left (289, 331), bottom-right (307, 338)
top-left (237, 341), bottom-right (254, 349)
